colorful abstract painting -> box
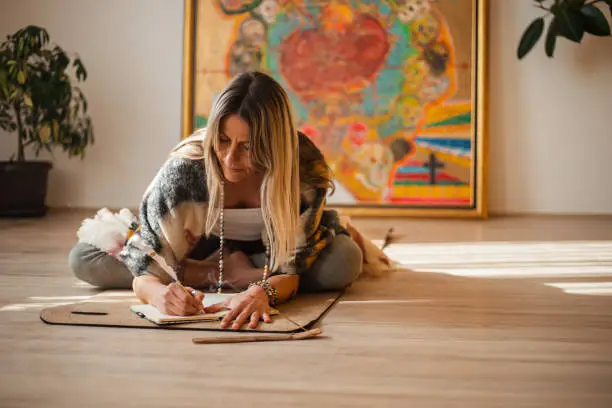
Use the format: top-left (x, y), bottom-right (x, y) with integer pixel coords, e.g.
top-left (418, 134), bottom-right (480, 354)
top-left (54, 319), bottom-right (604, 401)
top-left (183, 0), bottom-right (487, 216)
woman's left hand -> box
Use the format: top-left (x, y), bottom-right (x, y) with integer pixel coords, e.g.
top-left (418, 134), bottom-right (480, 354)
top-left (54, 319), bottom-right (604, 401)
top-left (205, 286), bottom-right (273, 330)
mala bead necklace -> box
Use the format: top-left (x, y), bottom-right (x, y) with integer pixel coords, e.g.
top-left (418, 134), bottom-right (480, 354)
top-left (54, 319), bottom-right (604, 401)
top-left (217, 181), bottom-right (278, 304)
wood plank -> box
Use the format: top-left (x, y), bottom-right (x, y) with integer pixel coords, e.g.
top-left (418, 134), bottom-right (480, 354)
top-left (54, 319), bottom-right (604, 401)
top-left (1, 210), bottom-right (612, 407)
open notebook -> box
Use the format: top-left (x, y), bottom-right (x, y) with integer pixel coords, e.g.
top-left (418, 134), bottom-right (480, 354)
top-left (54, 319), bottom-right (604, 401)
top-left (130, 292), bottom-right (278, 325)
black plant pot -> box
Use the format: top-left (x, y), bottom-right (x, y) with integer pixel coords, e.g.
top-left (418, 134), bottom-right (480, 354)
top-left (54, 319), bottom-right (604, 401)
top-left (0, 161), bottom-right (52, 217)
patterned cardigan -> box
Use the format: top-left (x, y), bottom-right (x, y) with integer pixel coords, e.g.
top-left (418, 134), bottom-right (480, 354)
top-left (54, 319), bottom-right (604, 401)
top-left (118, 131), bottom-right (348, 283)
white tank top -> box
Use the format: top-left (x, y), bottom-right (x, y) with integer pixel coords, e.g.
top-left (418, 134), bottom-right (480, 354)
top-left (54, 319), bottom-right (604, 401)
top-left (211, 208), bottom-right (265, 241)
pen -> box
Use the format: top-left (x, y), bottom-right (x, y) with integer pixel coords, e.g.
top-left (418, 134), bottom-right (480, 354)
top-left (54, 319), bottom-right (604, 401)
top-left (174, 279), bottom-right (196, 298)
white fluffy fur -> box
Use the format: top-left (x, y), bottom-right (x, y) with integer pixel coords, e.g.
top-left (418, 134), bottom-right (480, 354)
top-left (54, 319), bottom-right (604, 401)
top-left (76, 208), bottom-right (179, 282)
top-left (76, 208), bottom-right (137, 253)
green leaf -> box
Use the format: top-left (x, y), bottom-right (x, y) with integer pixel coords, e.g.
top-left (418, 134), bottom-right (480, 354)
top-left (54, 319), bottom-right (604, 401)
top-left (518, 17), bottom-right (545, 59)
top-left (580, 4), bottom-right (611, 36)
top-left (40, 123), bottom-right (51, 142)
top-left (556, 8), bottom-right (585, 42)
top-left (52, 120), bottom-right (59, 140)
top-left (39, 29), bottom-right (49, 45)
top-left (23, 93), bottom-right (33, 107)
top-left (546, 18), bottom-right (558, 57)
top-left (79, 88), bottom-right (88, 112)
top-left (53, 48), bottom-right (69, 72)
top-left (73, 58), bottom-right (87, 81)
top-left (0, 86), bottom-right (8, 101)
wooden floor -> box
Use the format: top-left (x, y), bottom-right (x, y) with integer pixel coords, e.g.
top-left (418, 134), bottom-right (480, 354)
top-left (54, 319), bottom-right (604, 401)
top-left (1, 209), bottom-right (612, 408)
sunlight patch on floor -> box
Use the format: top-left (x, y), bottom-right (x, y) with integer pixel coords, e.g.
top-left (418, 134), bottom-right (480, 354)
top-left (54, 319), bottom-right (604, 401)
top-left (379, 240), bottom-right (612, 295)
top-left (407, 265), bottom-right (612, 278)
top-left (544, 281), bottom-right (612, 296)
top-left (0, 302), bottom-right (74, 312)
top-left (381, 241), bottom-right (612, 278)
top-left (0, 298), bottom-right (133, 312)
top-left (29, 295), bottom-right (92, 301)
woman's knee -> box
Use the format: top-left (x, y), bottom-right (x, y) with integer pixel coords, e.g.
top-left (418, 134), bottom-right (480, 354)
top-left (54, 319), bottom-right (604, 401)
top-left (303, 234), bottom-right (363, 291)
top-left (331, 234), bottom-right (363, 287)
top-left (68, 243), bottom-right (95, 280)
top-left (68, 243), bottom-right (133, 289)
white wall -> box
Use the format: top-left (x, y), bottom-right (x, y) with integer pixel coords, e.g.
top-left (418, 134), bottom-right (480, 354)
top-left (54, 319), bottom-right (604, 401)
top-left (489, 0), bottom-right (612, 214)
top-left (1, 0), bottom-right (611, 214)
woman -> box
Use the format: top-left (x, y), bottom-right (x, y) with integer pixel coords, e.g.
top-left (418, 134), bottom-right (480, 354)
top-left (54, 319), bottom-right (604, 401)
top-left (69, 71), bottom-right (387, 330)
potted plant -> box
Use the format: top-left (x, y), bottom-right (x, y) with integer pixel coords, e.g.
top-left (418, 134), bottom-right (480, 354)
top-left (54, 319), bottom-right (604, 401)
top-left (0, 25), bottom-right (93, 217)
top-left (518, 0), bottom-right (611, 59)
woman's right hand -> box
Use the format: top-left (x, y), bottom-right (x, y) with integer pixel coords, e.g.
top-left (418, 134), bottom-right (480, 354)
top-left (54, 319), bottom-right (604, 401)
top-left (153, 283), bottom-right (205, 316)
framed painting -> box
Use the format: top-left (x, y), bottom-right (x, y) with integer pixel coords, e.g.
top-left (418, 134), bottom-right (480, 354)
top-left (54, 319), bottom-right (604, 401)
top-left (182, 0), bottom-right (488, 217)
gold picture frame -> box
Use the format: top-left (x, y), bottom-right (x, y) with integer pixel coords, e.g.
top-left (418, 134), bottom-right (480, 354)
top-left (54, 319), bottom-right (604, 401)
top-left (181, 0), bottom-right (488, 218)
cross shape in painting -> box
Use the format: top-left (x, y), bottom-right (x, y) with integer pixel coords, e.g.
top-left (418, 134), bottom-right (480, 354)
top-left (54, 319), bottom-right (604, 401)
top-left (424, 152), bottom-right (444, 185)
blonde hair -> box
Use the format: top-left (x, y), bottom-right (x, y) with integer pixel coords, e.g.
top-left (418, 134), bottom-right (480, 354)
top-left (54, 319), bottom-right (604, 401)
top-left (173, 72), bottom-right (300, 272)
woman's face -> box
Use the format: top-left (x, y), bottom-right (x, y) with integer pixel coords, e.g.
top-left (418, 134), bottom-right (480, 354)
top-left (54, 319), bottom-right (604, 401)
top-left (216, 114), bottom-right (253, 183)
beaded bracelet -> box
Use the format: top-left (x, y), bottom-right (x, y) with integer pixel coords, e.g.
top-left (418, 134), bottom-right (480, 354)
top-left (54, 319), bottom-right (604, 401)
top-left (248, 280), bottom-right (280, 306)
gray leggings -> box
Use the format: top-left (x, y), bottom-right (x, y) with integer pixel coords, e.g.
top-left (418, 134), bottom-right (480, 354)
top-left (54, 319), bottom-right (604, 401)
top-left (68, 234), bottom-right (363, 292)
